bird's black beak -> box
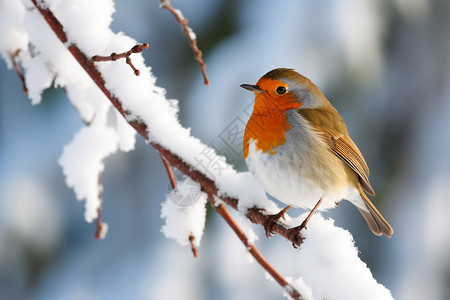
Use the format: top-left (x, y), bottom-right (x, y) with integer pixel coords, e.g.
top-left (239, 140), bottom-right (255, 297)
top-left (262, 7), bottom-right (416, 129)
top-left (240, 84), bottom-right (262, 93)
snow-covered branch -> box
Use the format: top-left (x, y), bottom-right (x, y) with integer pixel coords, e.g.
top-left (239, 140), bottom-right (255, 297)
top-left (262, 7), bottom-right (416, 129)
top-left (27, 0), bottom-right (302, 298)
top-left (27, 0), bottom-right (292, 240)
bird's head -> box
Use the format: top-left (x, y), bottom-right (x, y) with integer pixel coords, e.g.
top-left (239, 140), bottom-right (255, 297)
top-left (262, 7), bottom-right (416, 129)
top-left (241, 68), bottom-right (326, 111)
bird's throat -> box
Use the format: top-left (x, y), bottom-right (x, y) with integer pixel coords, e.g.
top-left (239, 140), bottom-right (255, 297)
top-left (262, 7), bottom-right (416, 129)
top-left (243, 95), bottom-right (301, 158)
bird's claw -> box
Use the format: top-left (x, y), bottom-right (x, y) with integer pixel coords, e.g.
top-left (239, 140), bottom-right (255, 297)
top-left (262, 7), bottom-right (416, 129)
top-left (286, 224), bottom-right (306, 248)
top-left (263, 209), bottom-right (288, 238)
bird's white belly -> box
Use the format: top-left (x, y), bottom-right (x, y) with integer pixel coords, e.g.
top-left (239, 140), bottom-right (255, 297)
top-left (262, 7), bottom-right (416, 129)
top-left (245, 139), bottom-right (355, 211)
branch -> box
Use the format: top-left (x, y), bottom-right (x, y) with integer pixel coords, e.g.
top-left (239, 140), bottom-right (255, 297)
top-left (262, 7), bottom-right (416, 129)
top-left (160, 0), bottom-right (210, 86)
top-left (29, 1), bottom-right (302, 298)
top-left (92, 43), bottom-right (149, 76)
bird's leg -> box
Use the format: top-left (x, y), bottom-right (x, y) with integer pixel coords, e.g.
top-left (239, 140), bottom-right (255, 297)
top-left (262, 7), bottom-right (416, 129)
top-left (263, 205), bottom-right (291, 238)
top-left (286, 198), bottom-right (323, 248)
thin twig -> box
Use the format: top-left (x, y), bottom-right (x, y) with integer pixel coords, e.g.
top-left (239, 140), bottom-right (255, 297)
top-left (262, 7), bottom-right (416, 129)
top-left (92, 43), bottom-right (149, 76)
top-left (160, 155), bottom-right (177, 189)
top-left (11, 50), bottom-right (28, 94)
top-left (160, 0), bottom-right (210, 85)
top-left (188, 234), bottom-right (198, 258)
top-left (95, 173), bottom-right (107, 239)
top-left (29, 2), bottom-right (302, 298)
top-left (208, 194), bottom-right (302, 300)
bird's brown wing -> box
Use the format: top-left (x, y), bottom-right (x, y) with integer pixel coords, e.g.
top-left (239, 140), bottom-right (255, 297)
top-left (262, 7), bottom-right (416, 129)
top-left (322, 130), bottom-right (375, 195)
top-left (298, 108), bottom-right (375, 196)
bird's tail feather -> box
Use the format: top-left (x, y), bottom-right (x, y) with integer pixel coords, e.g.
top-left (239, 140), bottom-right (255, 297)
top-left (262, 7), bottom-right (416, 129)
top-left (357, 192), bottom-right (393, 237)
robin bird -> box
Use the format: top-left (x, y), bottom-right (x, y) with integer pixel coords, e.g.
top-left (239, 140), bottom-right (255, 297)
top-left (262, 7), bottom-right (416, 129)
top-left (241, 68), bottom-right (393, 247)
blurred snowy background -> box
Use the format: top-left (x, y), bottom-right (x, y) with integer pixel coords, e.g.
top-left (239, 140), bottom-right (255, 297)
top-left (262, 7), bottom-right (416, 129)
top-left (1, 0), bottom-right (449, 299)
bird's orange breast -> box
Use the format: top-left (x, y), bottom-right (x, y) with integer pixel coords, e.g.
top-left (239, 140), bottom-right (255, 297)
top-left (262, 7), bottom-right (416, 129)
top-left (243, 90), bottom-right (301, 158)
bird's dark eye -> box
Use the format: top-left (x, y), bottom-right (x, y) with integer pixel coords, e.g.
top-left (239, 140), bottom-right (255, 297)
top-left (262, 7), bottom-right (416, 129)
top-left (276, 86), bottom-right (286, 95)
